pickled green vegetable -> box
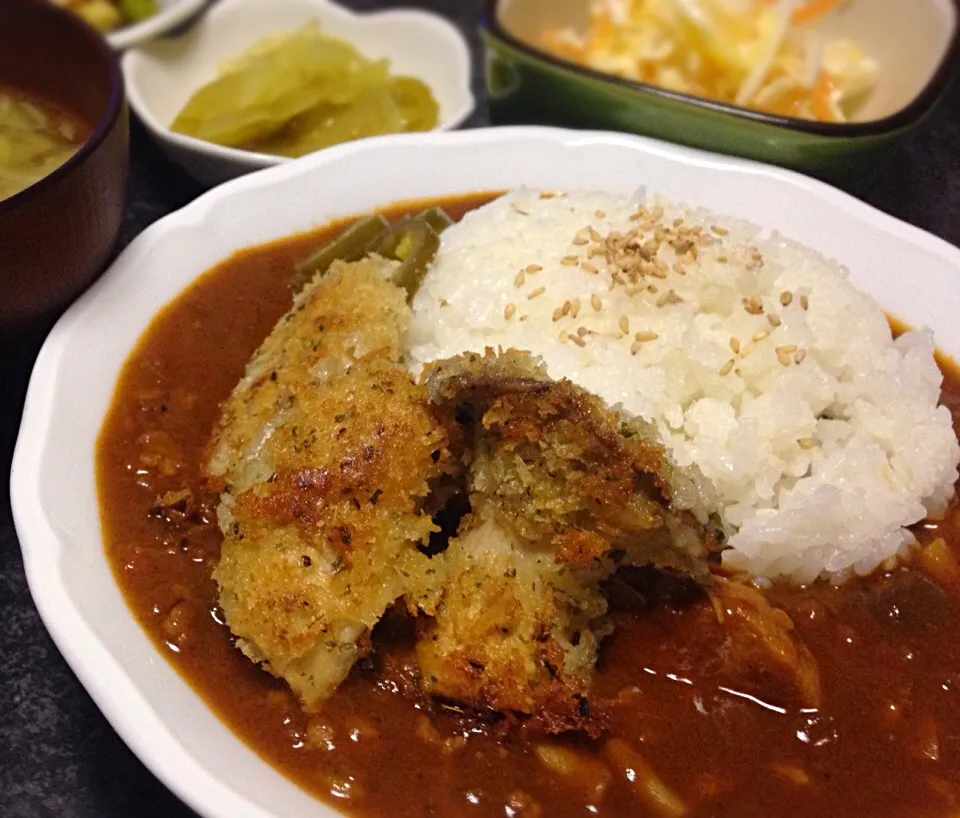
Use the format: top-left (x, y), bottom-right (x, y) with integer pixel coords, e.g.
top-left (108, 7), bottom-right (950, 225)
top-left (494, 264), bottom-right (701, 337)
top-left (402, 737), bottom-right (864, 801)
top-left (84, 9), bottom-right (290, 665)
top-left (119, 0), bottom-right (159, 22)
top-left (292, 214), bottom-right (389, 293)
top-left (389, 76), bottom-right (440, 133)
top-left (171, 23), bottom-right (440, 157)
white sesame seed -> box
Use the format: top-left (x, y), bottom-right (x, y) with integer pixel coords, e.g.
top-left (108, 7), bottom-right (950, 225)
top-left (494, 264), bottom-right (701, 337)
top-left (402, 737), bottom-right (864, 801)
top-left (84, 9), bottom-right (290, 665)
top-left (730, 337), bottom-right (741, 354)
top-left (635, 331), bottom-right (659, 342)
top-left (798, 437), bottom-right (816, 450)
top-left (780, 291), bottom-right (793, 307)
top-left (514, 271), bottom-right (526, 287)
top-left (630, 341), bottom-right (643, 355)
top-left (525, 264), bottom-right (543, 273)
top-left (795, 349), bottom-right (807, 364)
top-left (528, 286), bottom-right (545, 300)
top-left (504, 303), bottom-right (516, 320)
top-left (561, 255), bottom-right (579, 266)
top-left (719, 359), bottom-right (735, 376)
top-left (570, 334), bottom-right (586, 347)
top-left (619, 315), bottom-right (630, 334)
top-left (570, 299), bottom-right (581, 318)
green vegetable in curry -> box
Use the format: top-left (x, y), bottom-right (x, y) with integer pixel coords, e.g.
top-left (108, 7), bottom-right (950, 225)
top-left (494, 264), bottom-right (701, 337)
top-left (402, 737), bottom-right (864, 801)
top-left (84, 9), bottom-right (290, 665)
top-left (292, 207), bottom-right (453, 300)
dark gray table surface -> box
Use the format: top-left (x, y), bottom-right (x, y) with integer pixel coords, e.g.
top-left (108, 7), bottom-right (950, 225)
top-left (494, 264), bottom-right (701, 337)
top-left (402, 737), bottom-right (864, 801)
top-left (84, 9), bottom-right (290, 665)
top-left (2, 2), bottom-right (959, 815)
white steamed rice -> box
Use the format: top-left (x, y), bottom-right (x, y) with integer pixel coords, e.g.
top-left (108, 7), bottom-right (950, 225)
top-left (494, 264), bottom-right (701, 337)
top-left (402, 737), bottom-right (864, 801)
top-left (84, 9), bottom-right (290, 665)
top-left (407, 188), bottom-right (960, 584)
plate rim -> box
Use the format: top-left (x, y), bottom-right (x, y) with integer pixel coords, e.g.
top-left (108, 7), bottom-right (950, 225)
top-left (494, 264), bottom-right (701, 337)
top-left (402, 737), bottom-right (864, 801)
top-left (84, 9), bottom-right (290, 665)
top-left (107, 0), bottom-right (209, 50)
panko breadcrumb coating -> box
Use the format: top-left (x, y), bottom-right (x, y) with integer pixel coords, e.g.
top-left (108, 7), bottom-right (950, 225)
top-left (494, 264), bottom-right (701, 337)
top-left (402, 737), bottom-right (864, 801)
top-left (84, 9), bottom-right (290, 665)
top-left (418, 351), bottom-right (710, 731)
top-left (208, 261), bottom-right (714, 726)
top-left (207, 257), bottom-right (456, 704)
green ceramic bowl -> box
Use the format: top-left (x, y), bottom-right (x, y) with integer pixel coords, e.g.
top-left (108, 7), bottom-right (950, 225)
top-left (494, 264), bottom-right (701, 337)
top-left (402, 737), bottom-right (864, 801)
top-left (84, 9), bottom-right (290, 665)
top-left (481, 0), bottom-right (960, 180)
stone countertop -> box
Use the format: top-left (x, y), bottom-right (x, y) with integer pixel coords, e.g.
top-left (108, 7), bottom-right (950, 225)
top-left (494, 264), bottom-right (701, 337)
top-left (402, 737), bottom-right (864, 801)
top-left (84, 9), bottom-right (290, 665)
top-left (1, 2), bottom-right (959, 815)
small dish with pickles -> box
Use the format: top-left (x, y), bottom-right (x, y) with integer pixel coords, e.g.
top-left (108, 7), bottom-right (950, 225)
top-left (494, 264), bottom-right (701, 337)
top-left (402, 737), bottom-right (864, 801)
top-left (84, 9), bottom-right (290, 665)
top-left (122, 0), bottom-right (475, 186)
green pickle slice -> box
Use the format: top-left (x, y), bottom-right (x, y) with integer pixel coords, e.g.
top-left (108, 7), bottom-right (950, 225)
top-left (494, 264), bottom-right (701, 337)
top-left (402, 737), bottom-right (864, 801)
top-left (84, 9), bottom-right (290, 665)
top-left (171, 23), bottom-right (440, 157)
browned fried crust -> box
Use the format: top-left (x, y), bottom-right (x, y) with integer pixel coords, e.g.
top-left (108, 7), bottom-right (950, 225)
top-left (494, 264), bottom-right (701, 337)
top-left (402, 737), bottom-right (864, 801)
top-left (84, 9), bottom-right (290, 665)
top-left (425, 350), bottom-right (703, 575)
top-left (209, 260), bottom-right (457, 703)
top-left (417, 351), bottom-right (710, 733)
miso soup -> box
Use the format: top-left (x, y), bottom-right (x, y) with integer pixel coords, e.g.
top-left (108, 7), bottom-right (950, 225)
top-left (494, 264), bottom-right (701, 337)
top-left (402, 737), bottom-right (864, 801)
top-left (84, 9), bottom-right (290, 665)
top-left (0, 87), bottom-right (88, 201)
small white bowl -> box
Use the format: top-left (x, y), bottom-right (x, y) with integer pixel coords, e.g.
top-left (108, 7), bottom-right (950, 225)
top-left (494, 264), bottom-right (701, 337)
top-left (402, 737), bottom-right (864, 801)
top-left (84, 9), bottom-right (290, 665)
top-left (122, 0), bottom-right (475, 185)
top-left (106, 0), bottom-right (208, 50)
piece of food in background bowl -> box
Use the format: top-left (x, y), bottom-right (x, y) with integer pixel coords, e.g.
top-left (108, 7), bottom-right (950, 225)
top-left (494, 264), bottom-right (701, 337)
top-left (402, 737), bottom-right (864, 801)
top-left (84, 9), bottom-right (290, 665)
top-left (49, 0), bottom-right (208, 52)
top-left (0, 0), bottom-right (128, 330)
top-left (169, 22), bottom-right (439, 158)
top-left (52, 0), bottom-right (159, 34)
top-left (541, 0), bottom-right (878, 123)
top-left (481, 0), bottom-right (960, 178)
top-left (123, 0), bottom-right (474, 186)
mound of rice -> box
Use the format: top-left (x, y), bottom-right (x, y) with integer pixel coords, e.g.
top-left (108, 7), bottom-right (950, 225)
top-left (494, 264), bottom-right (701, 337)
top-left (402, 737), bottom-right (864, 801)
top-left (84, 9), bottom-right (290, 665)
top-left (407, 189), bottom-right (960, 583)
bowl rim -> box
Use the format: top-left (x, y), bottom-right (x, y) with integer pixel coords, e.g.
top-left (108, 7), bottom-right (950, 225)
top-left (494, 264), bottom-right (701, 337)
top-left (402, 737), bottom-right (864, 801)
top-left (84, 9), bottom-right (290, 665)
top-left (106, 0), bottom-right (209, 51)
top-left (0, 0), bottom-right (125, 213)
top-left (482, 0), bottom-right (960, 137)
top-left (121, 0), bottom-right (476, 172)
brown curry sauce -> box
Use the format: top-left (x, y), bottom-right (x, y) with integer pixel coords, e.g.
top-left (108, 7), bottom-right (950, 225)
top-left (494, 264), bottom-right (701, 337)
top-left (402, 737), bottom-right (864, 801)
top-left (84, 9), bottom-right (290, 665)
top-left (97, 194), bottom-right (960, 818)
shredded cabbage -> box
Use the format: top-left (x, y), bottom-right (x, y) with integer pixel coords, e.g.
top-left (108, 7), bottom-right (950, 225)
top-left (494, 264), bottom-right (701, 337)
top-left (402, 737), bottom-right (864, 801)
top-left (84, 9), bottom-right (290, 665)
top-left (541, 0), bottom-right (877, 122)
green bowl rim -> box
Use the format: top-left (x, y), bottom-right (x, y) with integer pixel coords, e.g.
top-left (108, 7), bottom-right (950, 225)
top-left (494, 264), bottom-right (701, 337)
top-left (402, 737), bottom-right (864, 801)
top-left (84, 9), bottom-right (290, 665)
top-left (482, 0), bottom-right (960, 138)
top-left (0, 0), bottom-right (126, 213)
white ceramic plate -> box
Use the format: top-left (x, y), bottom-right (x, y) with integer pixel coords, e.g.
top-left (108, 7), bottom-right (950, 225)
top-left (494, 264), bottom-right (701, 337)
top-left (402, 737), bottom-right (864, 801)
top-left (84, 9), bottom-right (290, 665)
top-left (106, 0), bottom-right (207, 50)
top-left (12, 127), bottom-right (960, 818)
top-left (122, 0), bottom-right (475, 186)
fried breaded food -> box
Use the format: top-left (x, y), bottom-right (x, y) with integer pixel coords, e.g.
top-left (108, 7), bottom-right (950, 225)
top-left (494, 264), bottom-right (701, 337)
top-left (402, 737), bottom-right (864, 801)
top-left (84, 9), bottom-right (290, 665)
top-left (418, 510), bottom-right (610, 733)
top-left (425, 351), bottom-right (709, 576)
top-left (417, 351), bottom-right (710, 730)
top-left (208, 258), bottom-right (455, 704)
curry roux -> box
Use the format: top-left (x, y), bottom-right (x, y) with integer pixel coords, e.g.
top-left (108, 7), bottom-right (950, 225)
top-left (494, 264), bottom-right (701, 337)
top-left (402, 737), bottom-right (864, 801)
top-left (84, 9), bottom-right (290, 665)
top-left (97, 194), bottom-right (960, 818)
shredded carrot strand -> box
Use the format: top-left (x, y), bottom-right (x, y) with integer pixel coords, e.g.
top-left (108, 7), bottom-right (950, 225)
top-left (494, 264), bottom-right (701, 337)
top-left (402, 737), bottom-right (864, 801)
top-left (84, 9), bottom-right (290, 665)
top-left (791, 0), bottom-right (846, 26)
top-left (810, 72), bottom-right (837, 121)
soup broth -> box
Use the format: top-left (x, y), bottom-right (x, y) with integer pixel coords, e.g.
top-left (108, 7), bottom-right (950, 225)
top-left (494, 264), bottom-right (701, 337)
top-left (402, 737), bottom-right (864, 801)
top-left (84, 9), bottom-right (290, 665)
top-left (0, 87), bottom-right (87, 201)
